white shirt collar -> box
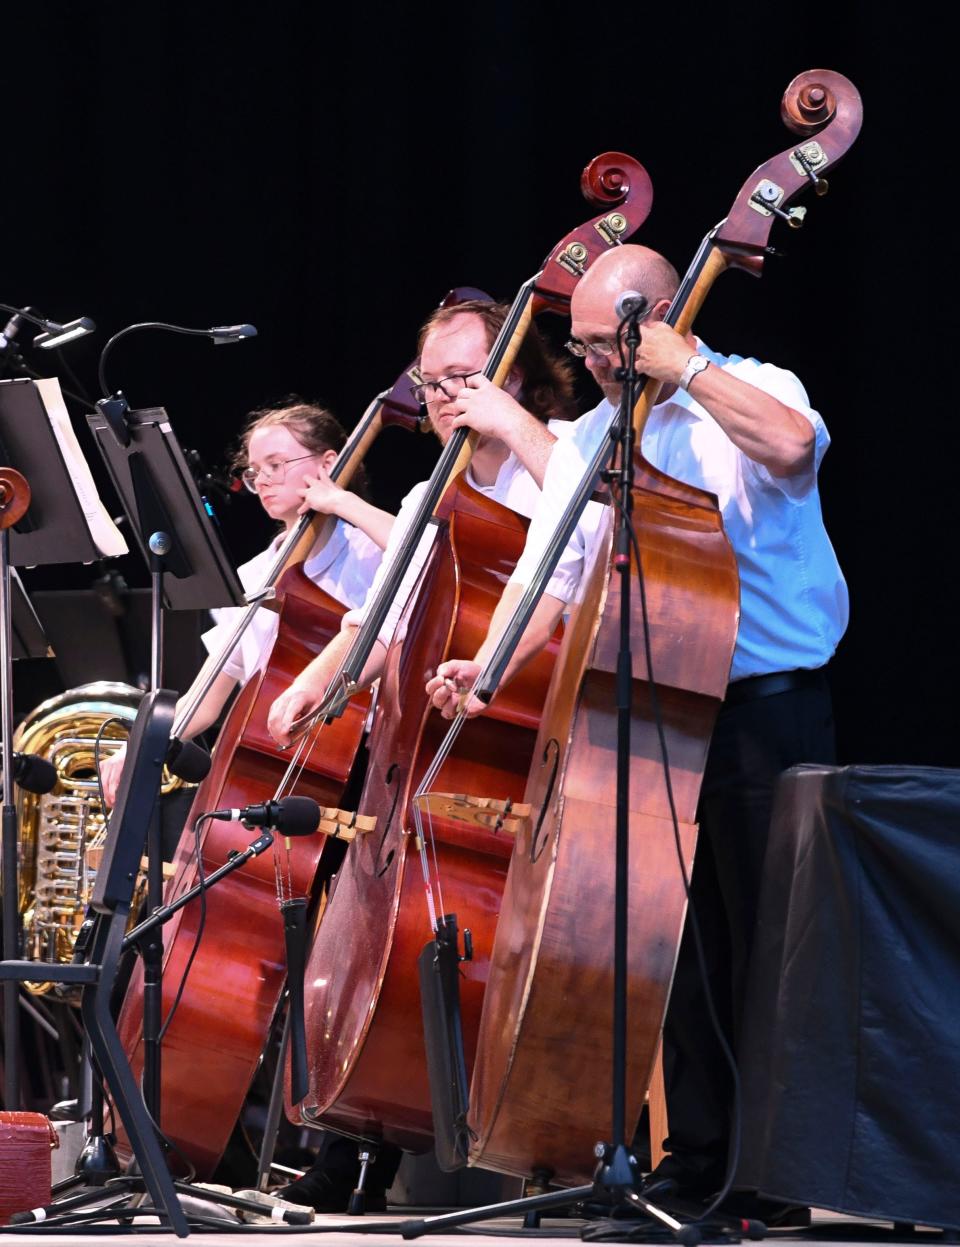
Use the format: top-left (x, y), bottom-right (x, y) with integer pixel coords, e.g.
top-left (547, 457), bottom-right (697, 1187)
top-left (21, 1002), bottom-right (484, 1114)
top-left (268, 518), bottom-right (349, 580)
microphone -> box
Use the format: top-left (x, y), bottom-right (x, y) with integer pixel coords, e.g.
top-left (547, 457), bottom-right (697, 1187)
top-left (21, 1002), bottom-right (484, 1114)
top-left (614, 290), bottom-right (649, 320)
top-left (0, 307), bottom-right (32, 354)
top-left (207, 795), bottom-right (320, 835)
top-left (3, 752), bottom-right (58, 795)
top-left (165, 736), bottom-right (211, 784)
top-left (94, 736), bottom-right (210, 789)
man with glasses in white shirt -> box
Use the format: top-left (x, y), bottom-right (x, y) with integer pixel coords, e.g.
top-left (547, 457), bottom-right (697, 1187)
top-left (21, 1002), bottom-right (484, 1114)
top-left (267, 298), bottom-right (594, 745)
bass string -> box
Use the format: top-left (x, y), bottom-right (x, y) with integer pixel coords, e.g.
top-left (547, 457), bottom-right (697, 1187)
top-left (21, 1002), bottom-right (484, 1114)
top-left (273, 845), bottom-right (291, 905)
top-left (264, 402), bottom-right (388, 892)
top-left (272, 713), bottom-right (327, 799)
top-left (411, 706), bottom-right (471, 932)
top-left (270, 713), bottom-right (331, 905)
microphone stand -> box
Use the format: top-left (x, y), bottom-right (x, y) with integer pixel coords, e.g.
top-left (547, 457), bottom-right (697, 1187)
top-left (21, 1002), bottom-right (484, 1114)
top-left (92, 319), bottom-right (253, 1132)
top-left (122, 829), bottom-right (275, 953)
top-left (0, 309), bottom-right (95, 1108)
top-left (1, 503), bottom-right (22, 1109)
top-left (0, 469), bottom-right (50, 1110)
top-left (15, 818), bottom-right (322, 1231)
top-left (141, 534), bottom-right (171, 1123)
top-left (594, 302), bottom-right (655, 1209)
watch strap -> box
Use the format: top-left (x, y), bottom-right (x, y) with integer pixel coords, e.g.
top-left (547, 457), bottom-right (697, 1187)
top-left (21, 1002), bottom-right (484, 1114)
top-left (679, 354), bottom-right (710, 391)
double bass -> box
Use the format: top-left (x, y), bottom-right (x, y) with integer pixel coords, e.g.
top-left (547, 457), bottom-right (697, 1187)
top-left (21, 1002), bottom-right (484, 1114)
top-left (288, 152), bottom-right (655, 1151)
top-left (114, 364), bottom-right (425, 1176)
top-left (424, 71), bottom-right (863, 1185)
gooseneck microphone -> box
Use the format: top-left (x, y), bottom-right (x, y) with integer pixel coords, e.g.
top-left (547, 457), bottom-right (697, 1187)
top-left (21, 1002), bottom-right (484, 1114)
top-left (206, 795), bottom-right (320, 836)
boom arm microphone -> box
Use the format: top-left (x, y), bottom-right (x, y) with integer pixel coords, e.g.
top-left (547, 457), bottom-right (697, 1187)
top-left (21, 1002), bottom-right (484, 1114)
top-left (206, 795), bottom-right (320, 836)
top-left (0, 307), bottom-right (33, 354)
top-left (3, 752), bottom-right (58, 795)
top-left (165, 736), bottom-right (211, 784)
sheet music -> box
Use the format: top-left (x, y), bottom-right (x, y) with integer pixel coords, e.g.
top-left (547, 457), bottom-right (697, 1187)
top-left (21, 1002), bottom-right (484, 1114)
top-left (34, 377), bottom-right (128, 558)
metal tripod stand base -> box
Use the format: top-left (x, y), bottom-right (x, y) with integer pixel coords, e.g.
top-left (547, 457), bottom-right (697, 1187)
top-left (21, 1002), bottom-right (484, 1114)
top-left (395, 1178), bottom-right (699, 1243)
top-left (11, 1174), bottom-right (314, 1233)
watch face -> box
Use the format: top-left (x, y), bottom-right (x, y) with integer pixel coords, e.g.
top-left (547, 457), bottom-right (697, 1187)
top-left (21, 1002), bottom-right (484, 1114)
top-left (682, 356), bottom-right (708, 390)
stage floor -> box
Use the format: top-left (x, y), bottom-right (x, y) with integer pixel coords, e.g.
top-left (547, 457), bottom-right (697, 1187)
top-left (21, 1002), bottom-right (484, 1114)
top-left (0, 1207), bottom-right (950, 1245)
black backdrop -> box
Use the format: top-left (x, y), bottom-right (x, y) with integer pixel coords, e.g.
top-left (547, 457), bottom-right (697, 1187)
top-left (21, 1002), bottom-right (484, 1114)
top-left (5, 2), bottom-right (948, 767)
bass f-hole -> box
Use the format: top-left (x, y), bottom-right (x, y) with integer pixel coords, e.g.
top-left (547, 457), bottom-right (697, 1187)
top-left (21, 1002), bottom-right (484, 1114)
top-left (529, 738), bottom-right (560, 864)
top-left (374, 762), bottom-right (401, 873)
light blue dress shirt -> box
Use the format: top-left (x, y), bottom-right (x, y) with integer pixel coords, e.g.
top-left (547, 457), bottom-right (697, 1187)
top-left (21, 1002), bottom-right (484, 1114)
top-left (510, 342), bottom-right (848, 681)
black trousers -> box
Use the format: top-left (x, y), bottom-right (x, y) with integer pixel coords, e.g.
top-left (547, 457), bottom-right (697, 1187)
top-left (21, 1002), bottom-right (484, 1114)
top-left (657, 670), bottom-right (837, 1194)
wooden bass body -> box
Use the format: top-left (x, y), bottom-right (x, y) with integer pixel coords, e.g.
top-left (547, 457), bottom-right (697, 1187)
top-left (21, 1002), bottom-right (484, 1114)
top-left (292, 478), bottom-right (561, 1151)
top-left (467, 457), bottom-right (739, 1185)
top-left (115, 565), bottom-right (369, 1176)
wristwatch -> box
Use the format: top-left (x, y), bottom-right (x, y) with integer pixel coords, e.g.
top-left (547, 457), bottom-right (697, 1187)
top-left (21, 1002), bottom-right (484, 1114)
top-left (679, 354), bottom-right (710, 391)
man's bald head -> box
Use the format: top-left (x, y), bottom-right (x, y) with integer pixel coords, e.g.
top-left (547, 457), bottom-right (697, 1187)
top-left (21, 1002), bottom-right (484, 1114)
top-left (571, 244), bottom-right (679, 328)
top-left (569, 245), bottom-right (681, 401)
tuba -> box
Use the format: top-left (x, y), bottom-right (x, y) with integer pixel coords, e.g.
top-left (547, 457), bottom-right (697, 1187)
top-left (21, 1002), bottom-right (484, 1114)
top-left (14, 681), bottom-right (186, 998)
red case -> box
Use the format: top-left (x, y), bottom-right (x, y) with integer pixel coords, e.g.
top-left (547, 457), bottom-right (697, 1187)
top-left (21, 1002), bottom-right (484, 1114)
top-left (0, 1112), bottom-right (57, 1225)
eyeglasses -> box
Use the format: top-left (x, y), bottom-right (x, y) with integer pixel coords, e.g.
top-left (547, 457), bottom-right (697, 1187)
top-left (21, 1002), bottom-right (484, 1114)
top-left (412, 371), bottom-right (483, 404)
top-left (564, 338), bottom-right (618, 359)
top-left (566, 306), bottom-right (655, 359)
top-left (241, 453), bottom-right (317, 492)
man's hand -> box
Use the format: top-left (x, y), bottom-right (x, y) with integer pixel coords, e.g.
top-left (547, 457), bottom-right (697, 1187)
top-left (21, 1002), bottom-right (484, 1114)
top-left (449, 374), bottom-right (527, 440)
top-left (99, 745), bottom-right (127, 807)
top-left (635, 320), bottom-right (694, 387)
top-left (297, 466), bottom-right (343, 516)
top-left (425, 659), bottom-right (486, 720)
top-left (268, 684), bottom-right (323, 746)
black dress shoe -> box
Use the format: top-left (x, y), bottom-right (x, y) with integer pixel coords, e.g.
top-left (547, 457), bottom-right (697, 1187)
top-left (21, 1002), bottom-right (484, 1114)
top-left (714, 1192), bottom-right (811, 1229)
top-left (640, 1169), bottom-right (811, 1231)
top-left (276, 1170), bottom-right (386, 1214)
top-left (641, 1157), bottom-right (722, 1203)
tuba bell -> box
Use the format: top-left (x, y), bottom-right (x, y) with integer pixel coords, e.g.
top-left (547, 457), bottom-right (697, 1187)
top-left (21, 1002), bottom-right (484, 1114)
top-left (14, 681), bottom-right (187, 998)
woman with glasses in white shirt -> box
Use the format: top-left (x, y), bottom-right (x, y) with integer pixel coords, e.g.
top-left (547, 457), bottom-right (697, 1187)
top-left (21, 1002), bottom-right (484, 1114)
top-left (100, 398), bottom-right (392, 804)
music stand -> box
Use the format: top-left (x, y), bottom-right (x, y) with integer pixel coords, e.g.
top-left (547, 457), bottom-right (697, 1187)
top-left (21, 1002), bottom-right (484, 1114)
top-left (0, 378), bottom-right (115, 567)
top-left (87, 405), bottom-right (244, 665)
top-left (85, 403), bottom-right (244, 1130)
top-left (10, 568), bottom-right (52, 660)
top-left (0, 378), bottom-right (123, 1111)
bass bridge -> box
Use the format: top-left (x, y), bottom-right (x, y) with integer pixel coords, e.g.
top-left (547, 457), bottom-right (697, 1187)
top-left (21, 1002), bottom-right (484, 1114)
top-left (316, 806), bottom-right (377, 842)
top-left (412, 791), bottom-right (530, 837)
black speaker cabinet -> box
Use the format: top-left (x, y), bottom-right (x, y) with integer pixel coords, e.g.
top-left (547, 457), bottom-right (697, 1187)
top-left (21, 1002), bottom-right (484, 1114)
top-left (737, 765), bottom-right (960, 1230)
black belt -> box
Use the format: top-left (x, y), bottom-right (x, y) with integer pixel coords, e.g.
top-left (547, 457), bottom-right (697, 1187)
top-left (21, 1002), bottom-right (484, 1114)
top-left (724, 667), bottom-right (826, 707)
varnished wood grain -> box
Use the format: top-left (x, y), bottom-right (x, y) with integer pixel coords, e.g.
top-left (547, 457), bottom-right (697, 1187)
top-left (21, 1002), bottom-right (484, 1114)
top-left (468, 473), bottom-right (739, 1185)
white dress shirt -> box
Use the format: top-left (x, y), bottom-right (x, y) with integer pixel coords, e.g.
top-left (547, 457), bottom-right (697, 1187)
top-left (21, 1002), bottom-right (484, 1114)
top-left (202, 520), bottom-right (383, 686)
top-left (344, 420), bottom-right (606, 647)
top-left (510, 343), bottom-right (848, 681)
